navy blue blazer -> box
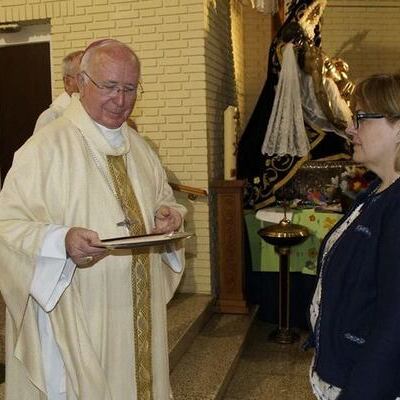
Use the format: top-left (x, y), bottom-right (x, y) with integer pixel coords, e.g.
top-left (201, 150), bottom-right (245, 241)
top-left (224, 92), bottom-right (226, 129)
top-left (312, 178), bottom-right (400, 399)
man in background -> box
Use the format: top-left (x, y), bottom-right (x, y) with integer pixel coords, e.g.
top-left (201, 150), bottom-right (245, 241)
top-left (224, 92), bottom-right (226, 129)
top-left (33, 50), bottom-right (83, 133)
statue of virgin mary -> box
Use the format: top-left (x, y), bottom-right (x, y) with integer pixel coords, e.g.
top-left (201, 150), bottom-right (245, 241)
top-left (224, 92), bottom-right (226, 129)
top-left (237, 0), bottom-right (354, 208)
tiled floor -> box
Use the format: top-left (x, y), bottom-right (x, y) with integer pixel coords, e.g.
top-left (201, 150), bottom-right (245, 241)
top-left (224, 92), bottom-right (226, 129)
top-left (0, 293), bottom-right (4, 370)
top-left (223, 318), bottom-right (315, 400)
top-left (0, 296), bottom-right (315, 400)
top-left (0, 294), bottom-right (4, 400)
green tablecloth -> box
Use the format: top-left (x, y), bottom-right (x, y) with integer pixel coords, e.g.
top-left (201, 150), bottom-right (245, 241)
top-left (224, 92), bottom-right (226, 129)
top-left (245, 208), bottom-right (342, 275)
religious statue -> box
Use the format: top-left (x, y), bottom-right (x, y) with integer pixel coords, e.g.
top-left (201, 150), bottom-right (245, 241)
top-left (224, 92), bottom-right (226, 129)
top-left (237, 0), bottom-right (354, 209)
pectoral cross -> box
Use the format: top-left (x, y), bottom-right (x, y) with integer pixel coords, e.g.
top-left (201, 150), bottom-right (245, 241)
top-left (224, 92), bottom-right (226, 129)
top-left (117, 217), bottom-right (135, 228)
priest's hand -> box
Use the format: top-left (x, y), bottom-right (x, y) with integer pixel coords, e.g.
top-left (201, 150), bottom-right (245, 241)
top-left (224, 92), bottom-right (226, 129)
top-left (65, 227), bottom-right (108, 267)
top-left (152, 206), bottom-right (182, 234)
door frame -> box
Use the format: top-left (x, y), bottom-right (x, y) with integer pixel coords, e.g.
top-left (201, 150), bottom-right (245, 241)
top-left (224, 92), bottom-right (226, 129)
top-left (0, 22), bottom-right (52, 94)
top-left (0, 22), bottom-right (52, 185)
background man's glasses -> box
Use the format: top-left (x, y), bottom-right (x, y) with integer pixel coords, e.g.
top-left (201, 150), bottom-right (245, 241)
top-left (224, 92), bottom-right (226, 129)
top-left (82, 71), bottom-right (144, 99)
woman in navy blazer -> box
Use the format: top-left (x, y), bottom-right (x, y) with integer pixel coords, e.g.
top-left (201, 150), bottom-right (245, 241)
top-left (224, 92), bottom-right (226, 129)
top-left (310, 74), bottom-right (400, 400)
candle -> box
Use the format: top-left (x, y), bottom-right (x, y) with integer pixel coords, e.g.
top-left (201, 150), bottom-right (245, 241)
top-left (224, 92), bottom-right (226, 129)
top-left (224, 106), bottom-right (238, 180)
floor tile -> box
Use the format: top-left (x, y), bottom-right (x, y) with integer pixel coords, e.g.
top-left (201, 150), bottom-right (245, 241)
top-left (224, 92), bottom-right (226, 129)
top-left (223, 318), bottom-right (315, 400)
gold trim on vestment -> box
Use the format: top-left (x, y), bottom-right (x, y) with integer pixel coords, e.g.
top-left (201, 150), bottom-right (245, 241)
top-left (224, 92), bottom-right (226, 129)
top-left (107, 155), bottom-right (153, 400)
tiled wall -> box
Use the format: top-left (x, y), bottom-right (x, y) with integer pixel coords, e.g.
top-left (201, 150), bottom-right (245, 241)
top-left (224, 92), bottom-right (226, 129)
top-left (322, 0), bottom-right (400, 80)
top-left (205, 0), bottom-right (236, 183)
top-left (241, 6), bottom-right (271, 129)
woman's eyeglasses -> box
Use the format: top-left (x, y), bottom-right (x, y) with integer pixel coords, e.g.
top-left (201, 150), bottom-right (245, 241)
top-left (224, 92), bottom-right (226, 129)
top-left (352, 111), bottom-right (385, 129)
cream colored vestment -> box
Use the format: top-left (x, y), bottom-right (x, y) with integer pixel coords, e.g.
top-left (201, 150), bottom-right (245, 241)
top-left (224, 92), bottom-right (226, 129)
top-left (0, 96), bottom-right (186, 399)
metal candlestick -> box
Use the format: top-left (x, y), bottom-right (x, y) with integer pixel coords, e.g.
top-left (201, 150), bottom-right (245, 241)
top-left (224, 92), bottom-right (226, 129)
top-left (258, 207), bottom-right (309, 344)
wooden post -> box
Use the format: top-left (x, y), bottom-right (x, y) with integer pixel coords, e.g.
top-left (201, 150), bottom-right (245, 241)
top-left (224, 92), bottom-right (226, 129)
top-left (211, 180), bottom-right (248, 314)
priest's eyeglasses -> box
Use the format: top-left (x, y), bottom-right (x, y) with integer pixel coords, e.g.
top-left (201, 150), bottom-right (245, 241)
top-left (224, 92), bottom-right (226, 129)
top-left (352, 111), bottom-right (385, 129)
top-left (82, 71), bottom-right (144, 99)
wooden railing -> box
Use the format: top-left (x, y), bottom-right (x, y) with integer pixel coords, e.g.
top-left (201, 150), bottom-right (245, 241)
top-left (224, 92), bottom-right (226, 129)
top-left (169, 182), bottom-right (208, 200)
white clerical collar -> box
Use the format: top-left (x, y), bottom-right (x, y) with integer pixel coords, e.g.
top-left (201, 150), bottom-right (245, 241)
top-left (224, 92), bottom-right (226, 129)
top-left (94, 121), bottom-right (124, 148)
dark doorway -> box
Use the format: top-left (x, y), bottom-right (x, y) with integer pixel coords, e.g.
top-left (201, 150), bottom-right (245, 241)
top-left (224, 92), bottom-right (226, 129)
top-left (0, 42), bottom-right (52, 183)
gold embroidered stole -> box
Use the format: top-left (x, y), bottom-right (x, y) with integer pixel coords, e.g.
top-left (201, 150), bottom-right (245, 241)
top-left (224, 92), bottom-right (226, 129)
top-left (107, 155), bottom-right (153, 400)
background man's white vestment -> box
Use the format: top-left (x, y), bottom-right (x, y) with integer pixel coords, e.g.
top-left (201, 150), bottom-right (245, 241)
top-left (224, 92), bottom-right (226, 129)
top-left (33, 91), bottom-right (71, 133)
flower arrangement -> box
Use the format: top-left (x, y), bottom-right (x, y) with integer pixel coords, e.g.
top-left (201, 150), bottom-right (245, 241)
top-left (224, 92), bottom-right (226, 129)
top-left (274, 162), bottom-right (372, 210)
top-left (333, 165), bottom-right (369, 200)
top-left (320, 165), bottom-right (371, 212)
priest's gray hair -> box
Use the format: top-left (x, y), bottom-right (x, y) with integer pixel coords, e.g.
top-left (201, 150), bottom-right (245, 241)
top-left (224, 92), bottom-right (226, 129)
top-left (62, 50), bottom-right (84, 77)
top-left (80, 39), bottom-right (141, 77)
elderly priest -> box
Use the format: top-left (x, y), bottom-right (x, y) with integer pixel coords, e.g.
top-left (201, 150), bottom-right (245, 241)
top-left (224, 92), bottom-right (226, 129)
top-left (0, 39), bottom-right (186, 400)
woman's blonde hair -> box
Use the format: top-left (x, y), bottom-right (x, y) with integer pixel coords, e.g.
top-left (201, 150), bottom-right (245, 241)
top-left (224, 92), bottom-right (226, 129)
top-left (351, 74), bottom-right (400, 170)
top-left (351, 73), bottom-right (400, 123)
